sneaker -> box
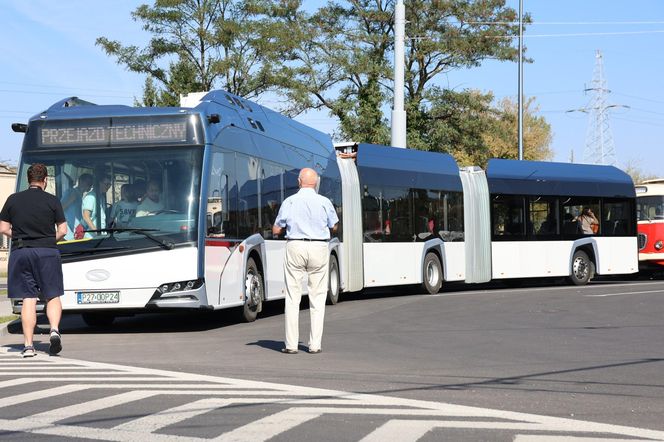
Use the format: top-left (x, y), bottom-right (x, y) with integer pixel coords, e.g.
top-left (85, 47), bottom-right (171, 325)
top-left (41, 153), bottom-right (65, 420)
top-left (49, 329), bottom-right (62, 355)
top-left (21, 346), bottom-right (36, 358)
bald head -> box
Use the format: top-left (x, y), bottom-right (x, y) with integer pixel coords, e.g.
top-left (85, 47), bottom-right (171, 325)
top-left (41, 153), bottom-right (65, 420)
top-left (298, 168), bottom-right (319, 189)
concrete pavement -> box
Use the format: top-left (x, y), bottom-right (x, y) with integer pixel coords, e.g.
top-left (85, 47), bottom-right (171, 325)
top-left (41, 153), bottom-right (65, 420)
top-left (0, 277), bottom-right (16, 334)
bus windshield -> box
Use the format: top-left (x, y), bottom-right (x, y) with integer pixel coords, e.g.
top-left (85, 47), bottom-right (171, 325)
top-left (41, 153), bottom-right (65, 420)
top-left (17, 147), bottom-right (203, 256)
top-left (637, 195), bottom-right (664, 221)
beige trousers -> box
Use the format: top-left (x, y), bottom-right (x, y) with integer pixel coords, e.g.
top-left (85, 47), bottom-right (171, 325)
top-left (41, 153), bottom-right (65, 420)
top-left (284, 240), bottom-right (329, 351)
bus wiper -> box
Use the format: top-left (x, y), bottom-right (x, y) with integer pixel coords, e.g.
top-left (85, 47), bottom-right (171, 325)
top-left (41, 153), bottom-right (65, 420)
top-left (86, 228), bottom-right (175, 250)
top-left (60, 246), bottom-right (129, 257)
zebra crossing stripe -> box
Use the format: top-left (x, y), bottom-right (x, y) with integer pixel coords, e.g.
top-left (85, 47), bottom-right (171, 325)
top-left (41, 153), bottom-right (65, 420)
top-left (214, 408), bottom-right (324, 442)
top-left (0, 384), bottom-right (89, 408)
top-left (113, 398), bottom-right (234, 433)
top-left (20, 390), bottom-right (159, 425)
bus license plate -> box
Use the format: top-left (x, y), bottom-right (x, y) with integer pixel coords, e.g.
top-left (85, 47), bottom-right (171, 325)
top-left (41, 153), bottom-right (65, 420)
top-left (76, 291), bottom-right (120, 304)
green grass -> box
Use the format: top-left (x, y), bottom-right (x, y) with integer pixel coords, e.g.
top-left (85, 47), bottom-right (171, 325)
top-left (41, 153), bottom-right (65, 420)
top-left (0, 289), bottom-right (7, 297)
top-left (0, 314), bottom-right (18, 324)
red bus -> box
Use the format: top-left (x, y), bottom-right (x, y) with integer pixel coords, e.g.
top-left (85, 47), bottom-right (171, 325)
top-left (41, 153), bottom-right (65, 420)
top-left (636, 179), bottom-right (664, 270)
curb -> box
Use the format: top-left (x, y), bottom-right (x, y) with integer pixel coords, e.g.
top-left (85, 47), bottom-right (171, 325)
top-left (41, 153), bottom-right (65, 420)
top-left (0, 318), bottom-right (18, 337)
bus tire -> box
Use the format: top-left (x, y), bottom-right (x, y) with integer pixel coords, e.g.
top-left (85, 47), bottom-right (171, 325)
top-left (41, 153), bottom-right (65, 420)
top-left (81, 312), bottom-right (115, 328)
top-left (243, 257), bottom-right (264, 322)
top-left (327, 254), bottom-right (340, 305)
top-left (422, 252), bottom-right (443, 294)
top-left (569, 250), bottom-right (593, 286)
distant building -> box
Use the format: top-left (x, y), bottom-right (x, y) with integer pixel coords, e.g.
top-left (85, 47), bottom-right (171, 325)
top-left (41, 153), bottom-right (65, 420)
top-left (0, 164), bottom-right (17, 271)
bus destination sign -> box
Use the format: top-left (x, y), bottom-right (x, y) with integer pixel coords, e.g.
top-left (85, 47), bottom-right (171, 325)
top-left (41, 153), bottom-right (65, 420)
top-left (39, 120), bottom-right (190, 147)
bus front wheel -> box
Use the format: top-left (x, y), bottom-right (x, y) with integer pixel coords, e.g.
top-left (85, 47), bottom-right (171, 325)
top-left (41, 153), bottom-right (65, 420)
top-left (327, 254), bottom-right (340, 305)
top-left (569, 250), bottom-right (594, 286)
top-left (243, 257), bottom-right (264, 322)
top-left (422, 252), bottom-right (443, 294)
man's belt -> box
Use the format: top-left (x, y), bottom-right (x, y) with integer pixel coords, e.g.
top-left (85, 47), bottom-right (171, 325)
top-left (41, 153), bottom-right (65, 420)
top-left (288, 238), bottom-right (329, 242)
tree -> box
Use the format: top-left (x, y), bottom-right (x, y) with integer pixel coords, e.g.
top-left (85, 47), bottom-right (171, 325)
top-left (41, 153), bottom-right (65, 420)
top-left (408, 90), bottom-right (552, 168)
top-left (623, 160), bottom-right (657, 185)
top-left (483, 96), bottom-right (553, 165)
top-left (97, 0), bottom-right (299, 105)
top-left (271, 0), bottom-right (526, 144)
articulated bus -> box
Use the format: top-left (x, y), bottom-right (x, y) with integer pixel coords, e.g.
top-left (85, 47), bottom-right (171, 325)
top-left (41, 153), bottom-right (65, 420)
top-left (636, 179), bottom-right (664, 270)
top-left (10, 90), bottom-right (638, 326)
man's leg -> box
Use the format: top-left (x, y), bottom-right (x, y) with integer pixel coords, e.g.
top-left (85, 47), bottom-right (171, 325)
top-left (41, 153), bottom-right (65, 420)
top-left (284, 242), bottom-right (306, 351)
top-left (21, 298), bottom-right (37, 347)
top-left (46, 296), bottom-right (63, 355)
top-left (306, 243), bottom-right (329, 352)
top-left (46, 296), bottom-right (62, 332)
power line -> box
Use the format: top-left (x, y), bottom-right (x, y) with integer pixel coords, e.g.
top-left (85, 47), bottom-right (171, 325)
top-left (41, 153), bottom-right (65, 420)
top-left (485, 30), bottom-right (664, 38)
top-left (0, 89), bottom-right (134, 99)
top-left (0, 81), bottom-right (134, 95)
top-left (460, 20), bottom-right (664, 26)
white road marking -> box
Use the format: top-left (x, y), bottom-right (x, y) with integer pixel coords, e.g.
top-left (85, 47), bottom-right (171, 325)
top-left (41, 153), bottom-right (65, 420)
top-left (21, 390), bottom-right (158, 425)
top-left (515, 437), bottom-right (648, 442)
top-left (114, 398), bottom-right (233, 433)
top-left (214, 407), bottom-right (324, 442)
top-left (585, 289), bottom-right (663, 297)
top-left (0, 347), bottom-right (663, 441)
top-left (0, 384), bottom-right (88, 408)
top-left (432, 280), bottom-right (664, 298)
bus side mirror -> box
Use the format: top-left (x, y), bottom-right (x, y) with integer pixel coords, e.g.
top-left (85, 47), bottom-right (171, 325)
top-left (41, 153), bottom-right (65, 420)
top-left (12, 123), bottom-right (27, 133)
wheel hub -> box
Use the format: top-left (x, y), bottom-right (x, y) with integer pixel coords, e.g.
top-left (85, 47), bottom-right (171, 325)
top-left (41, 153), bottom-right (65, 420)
top-left (574, 258), bottom-right (588, 279)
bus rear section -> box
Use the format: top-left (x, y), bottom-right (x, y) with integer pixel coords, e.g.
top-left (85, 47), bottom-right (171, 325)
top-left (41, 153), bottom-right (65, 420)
top-left (636, 180), bottom-right (664, 270)
top-left (336, 145), bottom-right (638, 293)
top-left (484, 159), bottom-right (638, 285)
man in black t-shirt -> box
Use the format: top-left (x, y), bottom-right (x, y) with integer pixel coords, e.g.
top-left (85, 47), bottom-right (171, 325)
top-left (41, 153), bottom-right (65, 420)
top-left (0, 164), bottom-right (67, 358)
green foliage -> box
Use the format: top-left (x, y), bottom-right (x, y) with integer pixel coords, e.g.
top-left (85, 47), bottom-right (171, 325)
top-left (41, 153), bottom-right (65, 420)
top-left (269, 0), bottom-right (531, 152)
top-left (97, 0), bottom-right (300, 105)
top-left (99, 0), bottom-right (552, 167)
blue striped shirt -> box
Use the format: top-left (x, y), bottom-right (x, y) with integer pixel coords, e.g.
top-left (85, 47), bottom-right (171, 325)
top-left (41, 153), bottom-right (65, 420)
top-left (274, 188), bottom-right (338, 240)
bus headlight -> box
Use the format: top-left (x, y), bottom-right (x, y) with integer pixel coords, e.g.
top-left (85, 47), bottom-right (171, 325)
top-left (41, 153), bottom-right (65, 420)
top-left (153, 278), bottom-right (204, 297)
top-left (655, 240), bottom-right (663, 250)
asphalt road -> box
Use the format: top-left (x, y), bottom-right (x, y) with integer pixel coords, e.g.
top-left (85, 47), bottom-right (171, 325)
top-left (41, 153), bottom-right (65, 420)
top-left (1, 277), bottom-right (664, 441)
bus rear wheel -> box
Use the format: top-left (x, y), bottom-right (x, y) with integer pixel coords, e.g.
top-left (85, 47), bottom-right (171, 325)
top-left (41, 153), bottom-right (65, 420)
top-left (569, 250), bottom-right (594, 286)
top-left (326, 254), bottom-right (340, 305)
top-left (243, 257), bottom-right (264, 322)
top-left (81, 312), bottom-right (116, 328)
top-left (422, 252), bottom-right (443, 294)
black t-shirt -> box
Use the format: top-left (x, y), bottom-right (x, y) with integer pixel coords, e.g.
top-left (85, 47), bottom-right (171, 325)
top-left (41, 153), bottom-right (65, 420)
top-left (0, 186), bottom-right (66, 248)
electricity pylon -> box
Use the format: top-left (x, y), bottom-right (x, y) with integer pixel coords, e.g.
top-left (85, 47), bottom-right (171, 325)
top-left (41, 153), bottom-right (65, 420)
top-left (582, 50), bottom-right (620, 166)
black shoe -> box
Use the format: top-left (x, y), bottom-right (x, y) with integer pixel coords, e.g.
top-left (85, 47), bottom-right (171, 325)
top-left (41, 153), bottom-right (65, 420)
top-left (281, 348), bottom-right (298, 354)
top-left (49, 329), bottom-right (62, 355)
top-left (21, 346), bottom-right (36, 358)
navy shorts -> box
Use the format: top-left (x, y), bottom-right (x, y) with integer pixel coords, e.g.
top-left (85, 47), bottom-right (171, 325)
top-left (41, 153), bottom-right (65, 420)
top-left (8, 248), bottom-right (64, 300)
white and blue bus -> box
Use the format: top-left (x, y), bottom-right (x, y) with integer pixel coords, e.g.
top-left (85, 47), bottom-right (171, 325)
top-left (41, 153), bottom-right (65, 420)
top-left (10, 91), bottom-right (637, 325)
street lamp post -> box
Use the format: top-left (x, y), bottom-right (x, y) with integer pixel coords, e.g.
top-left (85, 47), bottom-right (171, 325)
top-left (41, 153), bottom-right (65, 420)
top-left (517, 0), bottom-right (524, 160)
top-left (391, 0), bottom-right (407, 148)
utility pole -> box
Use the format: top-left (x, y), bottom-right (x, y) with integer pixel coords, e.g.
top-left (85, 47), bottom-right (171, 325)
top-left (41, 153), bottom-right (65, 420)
top-left (517, 0), bottom-right (524, 160)
top-left (391, 0), bottom-right (407, 148)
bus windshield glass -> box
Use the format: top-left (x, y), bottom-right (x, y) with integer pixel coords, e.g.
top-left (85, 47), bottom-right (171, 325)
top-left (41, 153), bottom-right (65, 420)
top-left (17, 147), bottom-right (203, 255)
top-left (637, 195), bottom-right (664, 221)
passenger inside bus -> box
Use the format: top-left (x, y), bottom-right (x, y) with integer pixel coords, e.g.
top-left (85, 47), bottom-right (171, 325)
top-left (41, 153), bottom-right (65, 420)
top-left (538, 213), bottom-right (557, 235)
top-left (136, 180), bottom-right (164, 216)
top-left (109, 184), bottom-right (138, 228)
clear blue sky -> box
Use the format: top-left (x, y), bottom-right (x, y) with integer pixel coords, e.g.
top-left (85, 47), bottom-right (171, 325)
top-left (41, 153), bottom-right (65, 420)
top-left (1, 1), bottom-right (663, 176)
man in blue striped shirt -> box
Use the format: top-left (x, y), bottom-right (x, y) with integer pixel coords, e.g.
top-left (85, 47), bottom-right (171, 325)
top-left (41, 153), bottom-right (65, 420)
top-left (273, 168), bottom-right (339, 354)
